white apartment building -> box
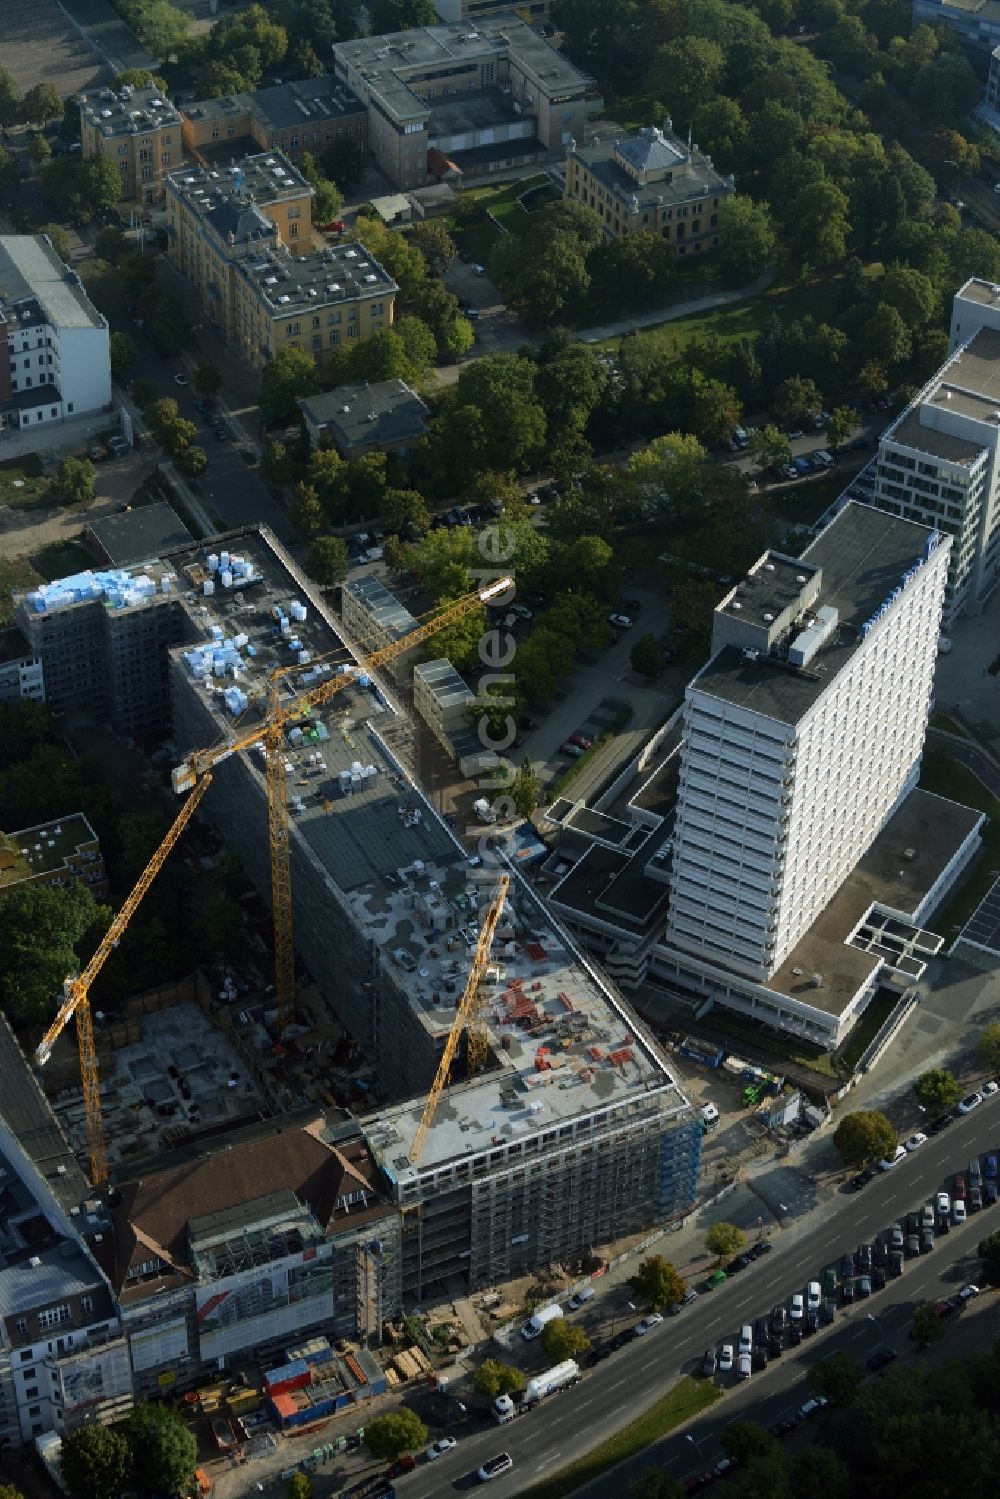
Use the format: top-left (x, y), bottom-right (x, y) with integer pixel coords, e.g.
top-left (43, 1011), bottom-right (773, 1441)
top-left (0, 627), bottom-right (44, 705)
top-left (0, 236), bottom-right (111, 442)
top-left (871, 278), bottom-right (1000, 625)
top-left (666, 503), bottom-right (950, 984)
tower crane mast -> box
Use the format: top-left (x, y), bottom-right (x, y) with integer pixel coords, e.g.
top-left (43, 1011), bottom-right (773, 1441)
top-left (34, 774), bottom-right (213, 1185)
top-left (409, 872), bottom-right (510, 1165)
top-left (172, 578), bottom-right (513, 1031)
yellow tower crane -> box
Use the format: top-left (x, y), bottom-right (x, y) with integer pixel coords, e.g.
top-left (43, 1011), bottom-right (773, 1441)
top-left (34, 774), bottom-right (214, 1185)
top-left (409, 872), bottom-right (510, 1165)
top-left (172, 578), bottom-right (513, 1033)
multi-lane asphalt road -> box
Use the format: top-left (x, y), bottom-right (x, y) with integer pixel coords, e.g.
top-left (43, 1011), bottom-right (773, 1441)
top-left (395, 1095), bottom-right (999, 1498)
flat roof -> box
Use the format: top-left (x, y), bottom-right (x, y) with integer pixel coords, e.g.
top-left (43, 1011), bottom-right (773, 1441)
top-left (79, 83), bottom-right (181, 138)
top-left (551, 843), bottom-right (670, 930)
top-left (0, 813), bottom-right (99, 888)
top-left (335, 13), bottom-right (593, 123)
top-left (0, 236), bottom-right (105, 332)
top-left (87, 501), bottom-right (192, 566)
top-left (769, 787), bottom-right (983, 1012)
top-left (0, 1013), bottom-right (89, 1214)
top-left (887, 407), bottom-right (985, 467)
top-left (415, 657), bottom-right (474, 707)
top-left (241, 243), bottom-right (397, 316)
top-left (954, 276), bottom-right (1000, 308)
top-left (692, 502), bottom-right (944, 726)
top-left (300, 379), bottom-right (428, 450)
top-left (344, 575), bottom-right (417, 641)
top-left (167, 152), bottom-right (311, 220)
top-left (184, 75), bottom-right (364, 132)
top-left (356, 872), bottom-right (690, 1178)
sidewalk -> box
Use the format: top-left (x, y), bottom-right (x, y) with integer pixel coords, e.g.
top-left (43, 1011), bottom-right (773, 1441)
top-left (578, 270), bottom-right (776, 345)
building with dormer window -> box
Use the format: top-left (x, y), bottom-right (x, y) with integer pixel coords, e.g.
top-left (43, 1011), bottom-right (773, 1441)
top-left (564, 122), bottom-right (735, 252)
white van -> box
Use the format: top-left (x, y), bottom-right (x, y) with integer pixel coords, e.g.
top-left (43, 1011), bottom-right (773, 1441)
top-left (521, 1304), bottom-right (563, 1340)
top-left (739, 1324), bottom-right (753, 1356)
top-left (567, 1286), bottom-right (594, 1311)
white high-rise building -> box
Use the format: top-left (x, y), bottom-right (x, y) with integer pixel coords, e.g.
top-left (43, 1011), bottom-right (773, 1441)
top-left (666, 502), bottom-right (951, 983)
top-left (0, 235), bottom-right (111, 442)
top-left (870, 277), bottom-right (1000, 625)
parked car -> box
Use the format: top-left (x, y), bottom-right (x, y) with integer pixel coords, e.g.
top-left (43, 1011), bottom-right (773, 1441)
top-left (958, 1092), bottom-right (983, 1114)
top-left (890, 1250), bottom-right (904, 1276)
top-left (890, 1223), bottom-right (904, 1251)
top-left (749, 1240), bottom-right (773, 1260)
top-left (928, 1113), bottom-right (954, 1135)
top-left (806, 1281), bottom-right (821, 1312)
top-left (174, 371), bottom-right (188, 386)
top-left (726, 1254), bottom-right (751, 1275)
top-left (985, 1153), bottom-right (998, 1180)
top-left (880, 1144), bottom-right (906, 1170)
top-left (970, 1185), bottom-right (983, 1212)
top-left (771, 1417), bottom-right (799, 1437)
top-left (561, 742), bottom-right (585, 758)
top-left (771, 1304), bottom-right (787, 1335)
top-left (841, 1251), bottom-right (856, 1279)
top-left (608, 613), bottom-right (633, 629)
top-left (634, 1314), bottom-right (664, 1336)
top-left (719, 1344), bottom-right (735, 1373)
top-left (936, 1190), bottom-right (951, 1217)
top-left (904, 1132), bottom-right (928, 1153)
top-left (953, 1199), bottom-right (967, 1225)
top-left (789, 1294), bottom-right (804, 1322)
top-left (798, 1397), bottom-right (829, 1420)
top-left (426, 1438), bottom-right (458, 1461)
top-left (868, 1349), bottom-right (899, 1372)
top-left (954, 1174), bottom-right (967, 1199)
top-left (702, 1347), bottom-right (718, 1376)
top-left (986, 1181), bottom-right (999, 1207)
top-left (569, 732), bottom-right (593, 750)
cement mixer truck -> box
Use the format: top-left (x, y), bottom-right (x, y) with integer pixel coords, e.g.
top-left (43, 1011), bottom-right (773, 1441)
top-left (492, 1360), bottom-right (582, 1422)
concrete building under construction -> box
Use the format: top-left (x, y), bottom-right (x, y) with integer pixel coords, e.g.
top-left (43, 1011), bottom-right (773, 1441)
top-left (159, 526), bottom-right (701, 1300)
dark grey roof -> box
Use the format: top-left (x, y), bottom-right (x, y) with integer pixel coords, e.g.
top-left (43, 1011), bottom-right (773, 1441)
top-left (0, 382), bottom-right (62, 414)
top-left (615, 126), bottom-right (685, 175)
top-left (87, 501), bottom-right (193, 566)
top-left (692, 503), bottom-right (945, 725)
top-left (0, 1012), bottom-right (89, 1213)
top-left (206, 198), bottom-right (275, 246)
top-left (299, 380), bottom-right (429, 452)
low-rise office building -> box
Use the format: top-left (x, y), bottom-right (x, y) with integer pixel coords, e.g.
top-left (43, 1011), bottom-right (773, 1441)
top-left (0, 236), bottom-right (111, 442)
top-left (181, 76), bottom-right (367, 170)
top-left (333, 14), bottom-right (601, 189)
top-left (298, 380), bottom-right (429, 457)
top-left (0, 814), bottom-right (107, 900)
top-left (912, 0), bottom-right (1000, 50)
top-left (565, 122), bottom-right (734, 251)
top-left (413, 658), bottom-right (494, 777)
top-left (0, 626), bottom-right (43, 704)
top-left (79, 83), bottom-right (182, 208)
top-left (166, 155), bottom-right (396, 371)
top-left (870, 278), bottom-right (1000, 624)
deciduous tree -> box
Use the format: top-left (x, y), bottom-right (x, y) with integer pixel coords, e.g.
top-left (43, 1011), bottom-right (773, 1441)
top-left (977, 1229), bottom-right (1000, 1286)
top-left (305, 535), bottom-right (349, 586)
top-left (260, 346), bottom-right (322, 426)
top-left (364, 1408), bottom-right (429, 1460)
top-left (913, 1068), bottom-right (960, 1113)
top-left (717, 197), bottom-right (776, 286)
top-left (473, 1360), bottom-right (525, 1399)
top-left (628, 1254), bottom-right (687, 1311)
top-left (722, 1422), bottom-right (778, 1467)
top-left (55, 456), bottom-right (97, 506)
top-left (705, 1221), bottom-right (746, 1263)
top-left (807, 1350), bottom-right (863, 1404)
top-left (833, 1110), bottom-right (896, 1169)
top-left (977, 1022), bottom-right (1000, 1074)
top-left (193, 360), bottom-right (223, 398)
top-left (540, 1317), bottom-right (590, 1361)
top-left (631, 633), bottom-right (667, 679)
top-left (912, 1302), bottom-right (947, 1348)
top-left (125, 1402), bottom-right (197, 1495)
top-left (61, 1425), bottom-right (133, 1499)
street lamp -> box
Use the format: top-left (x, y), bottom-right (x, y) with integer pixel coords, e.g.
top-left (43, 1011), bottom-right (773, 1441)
top-left (867, 1311), bottom-right (888, 1347)
top-left (686, 1432), bottom-right (708, 1466)
top-left (944, 157), bottom-right (961, 204)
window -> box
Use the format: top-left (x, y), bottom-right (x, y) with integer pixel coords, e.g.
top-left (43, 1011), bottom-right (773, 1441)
top-left (18, 1349), bottom-right (31, 1362)
top-left (347, 324), bottom-right (357, 338)
top-left (38, 1305), bottom-right (71, 1329)
top-left (25, 1386), bottom-right (39, 1399)
top-left (141, 164), bottom-right (151, 180)
top-left (312, 333), bottom-right (321, 349)
top-left (312, 316), bottom-right (320, 328)
top-left (161, 151), bottom-right (171, 164)
top-left (289, 223), bottom-right (298, 238)
top-left (28, 1406), bottom-right (41, 1418)
top-left (66, 403), bottom-right (73, 413)
top-left (80, 1296), bottom-right (93, 1315)
top-left (211, 126), bottom-right (220, 140)
top-left (118, 144), bottom-right (128, 156)
top-left (25, 377), bottom-right (31, 387)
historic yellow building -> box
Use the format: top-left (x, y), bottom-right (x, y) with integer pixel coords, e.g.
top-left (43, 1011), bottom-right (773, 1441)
top-left (165, 153), bottom-right (396, 371)
top-left (79, 83), bottom-right (183, 208)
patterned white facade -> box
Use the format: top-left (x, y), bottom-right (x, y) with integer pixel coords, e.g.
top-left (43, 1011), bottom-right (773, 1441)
top-left (667, 505), bottom-right (951, 984)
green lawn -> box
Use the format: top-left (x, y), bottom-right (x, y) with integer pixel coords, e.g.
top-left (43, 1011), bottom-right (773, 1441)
top-left (919, 749), bottom-right (1000, 936)
top-left (451, 174), bottom-right (554, 262)
top-left (767, 472), bottom-right (846, 530)
top-left (836, 988), bottom-right (899, 1075)
top-left (598, 276), bottom-right (843, 355)
top-left (522, 1377), bottom-right (722, 1499)
top-left (929, 712), bottom-right (967, 738)
top-left (0, 555), bottom-right (43, 624)
top-left (0, 451), bottom-right (54, 510)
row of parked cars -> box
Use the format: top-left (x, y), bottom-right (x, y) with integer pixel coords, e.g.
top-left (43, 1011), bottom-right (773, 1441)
top-left (704, 1139), bottom-right (996, 1396)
